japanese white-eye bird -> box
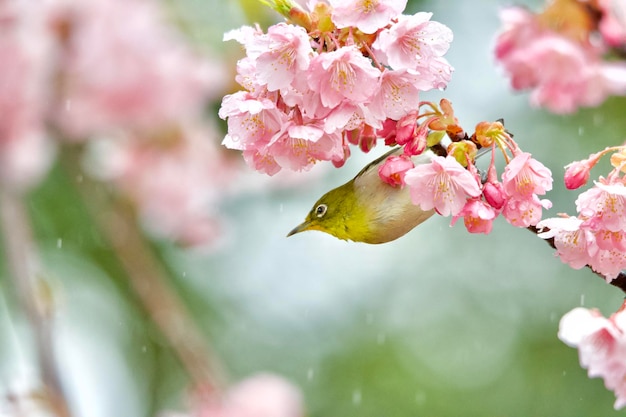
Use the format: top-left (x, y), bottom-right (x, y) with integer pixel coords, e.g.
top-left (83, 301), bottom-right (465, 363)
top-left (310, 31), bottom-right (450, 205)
top-left (287, 147), bottom-right (438, 244)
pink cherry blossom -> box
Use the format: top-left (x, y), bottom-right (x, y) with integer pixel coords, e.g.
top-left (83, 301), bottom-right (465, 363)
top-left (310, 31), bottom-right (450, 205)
top-left (223, 25), bottom-right (263, 48)
top-left (502, 194), bottom-right (552, 227)
top-left (368, 69), bottom-right (423, 120)
top-left (501, 152), bottom-right (553, 197)
top-left (51, 0), bottom-right (215, 138)
top-left (559, 305), bottom-right (626, 409)
top-left (329, 0), bottom-right (407, 34)
top-left (595, 229), bottom-right (626, 252)
top-left (372, 13), bottom-right (453, 79)
top-left (537, 212), bottom-right (626, 281)
top-left (307, 46), bottom-right (381, 109)
top-left (537, 216), bottom-right (594, 270)
top-left (219, 92), bottom-right (286, 151)
top-left (378, 154), bottom-right (414, 187)
top-left (590, 245), bottom-right (626, 279)
top-left (454, 198), bottom-right (497, 234)
top-left (267, 120), bottom-right (344, 172)
top-left (247, 23), bottom-right (313, 92)
top-left (404, 155), bottom-right (482, 217)
top-left (242, 148), bottom-right (282, 176)
top-left (576, 181), bottom-right (626, 233)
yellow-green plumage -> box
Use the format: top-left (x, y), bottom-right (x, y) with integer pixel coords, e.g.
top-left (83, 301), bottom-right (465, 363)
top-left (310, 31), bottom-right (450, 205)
top-left (287, 148), bottom-right (436, 244)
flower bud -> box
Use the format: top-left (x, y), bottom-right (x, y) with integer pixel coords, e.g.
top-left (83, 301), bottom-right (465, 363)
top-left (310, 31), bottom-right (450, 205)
top-left (483, 181), bottom-right (506, 210)
top-left (378, 155), bottom-right (414, 187)
top-left (564, 159), bottom-right (592, 190)
top-left (394, 111), bottom-right (418, 145)
top-left (447, 140), bottom-right (477, 167)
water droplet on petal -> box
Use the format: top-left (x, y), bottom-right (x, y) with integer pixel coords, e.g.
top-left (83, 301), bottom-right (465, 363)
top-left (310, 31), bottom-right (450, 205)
top-left (352, 389), bottom-right (362, 406)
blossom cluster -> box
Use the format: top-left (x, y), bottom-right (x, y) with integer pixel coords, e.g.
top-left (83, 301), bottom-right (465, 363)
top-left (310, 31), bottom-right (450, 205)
top-left (494, 0), bottom-right (626, 113)
top-left (219, 0), bottom-right (453, 175)
top-left (537, 145), bottom-right (626, 281)
top-left (379, 116), bottom-right (554, 235)
top-left (559, 303), bottom-right (626, 409)
top-left (2, 0), bottom-right (229, 246)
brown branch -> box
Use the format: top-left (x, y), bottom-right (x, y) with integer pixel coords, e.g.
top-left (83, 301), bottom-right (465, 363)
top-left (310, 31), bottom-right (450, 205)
top-left (0, 188), bottom-right (73, 417)
top-left (101, 197), bottom-right (227, 392)
top-left (527, 225), bottom-right (626, 293)
top-left (60, 148), bottom-right (227, 396)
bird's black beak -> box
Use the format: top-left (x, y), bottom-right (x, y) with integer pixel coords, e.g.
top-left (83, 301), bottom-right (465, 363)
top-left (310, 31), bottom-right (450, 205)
top-left (287, 221), bottom-right (310, 237)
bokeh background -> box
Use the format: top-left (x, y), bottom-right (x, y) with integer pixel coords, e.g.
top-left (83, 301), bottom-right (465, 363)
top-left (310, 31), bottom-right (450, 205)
top-left (2, 0), bottom-right (626, 416)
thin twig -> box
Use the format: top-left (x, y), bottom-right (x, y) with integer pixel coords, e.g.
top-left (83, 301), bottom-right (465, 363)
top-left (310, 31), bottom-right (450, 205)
top-left (0, 188), bottom-right (73, 417)
top-left (527, 225), bottom-right (626, 293)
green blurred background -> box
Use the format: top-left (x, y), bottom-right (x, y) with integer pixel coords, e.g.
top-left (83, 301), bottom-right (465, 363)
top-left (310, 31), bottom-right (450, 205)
top-left (2, 0), bottom-right (626, 416)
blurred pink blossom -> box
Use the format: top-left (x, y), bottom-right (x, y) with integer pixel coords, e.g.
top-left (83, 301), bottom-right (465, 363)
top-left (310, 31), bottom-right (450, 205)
top-left (162, 373), bottom-right (304, 417)
top-left (85, 122), bottom-right (233, 247)
top-left (597, 0), bottom-right (626, 47)
top-left (494, 6), bottom-right (626, 113)
top-left (559, 304), bottom-right (626, 409)
top-left (0, 1), bottom-right (54, 189)
top-left (50, 0), bottom-right (218, 138)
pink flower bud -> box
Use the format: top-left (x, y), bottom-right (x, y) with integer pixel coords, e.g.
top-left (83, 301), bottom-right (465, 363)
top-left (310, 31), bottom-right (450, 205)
top-left (564, 159), bottom-right (592, 190)
top-left (483, 181), bottom-right (507, 210)
top-left (378, 155), bottom-right (414, 187)
top-left (394, 111), bottom-right (418, 145)
top-left (377, 118), bottom-right (399, 146)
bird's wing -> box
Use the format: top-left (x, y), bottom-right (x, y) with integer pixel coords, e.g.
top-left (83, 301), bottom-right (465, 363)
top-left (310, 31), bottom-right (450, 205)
top-left (354, 147), bottom-right (403, 179)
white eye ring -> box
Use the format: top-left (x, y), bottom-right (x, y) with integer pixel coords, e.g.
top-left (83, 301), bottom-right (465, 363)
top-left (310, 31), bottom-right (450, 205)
top-left (315, 204), bottom-right (328, 218)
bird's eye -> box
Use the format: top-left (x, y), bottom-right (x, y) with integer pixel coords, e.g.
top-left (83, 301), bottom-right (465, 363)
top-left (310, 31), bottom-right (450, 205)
top-left (315, 204), bottom-right (328, 218)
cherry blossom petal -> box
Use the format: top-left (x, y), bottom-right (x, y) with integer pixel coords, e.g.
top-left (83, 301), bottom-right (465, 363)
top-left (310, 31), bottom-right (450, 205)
top-left (404, 155), bottom-right (481, 216)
